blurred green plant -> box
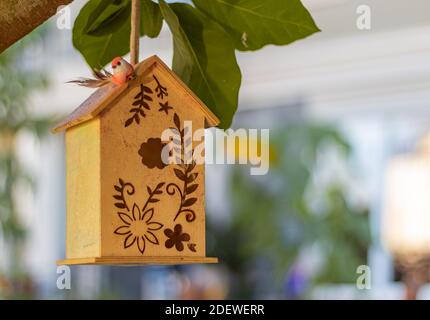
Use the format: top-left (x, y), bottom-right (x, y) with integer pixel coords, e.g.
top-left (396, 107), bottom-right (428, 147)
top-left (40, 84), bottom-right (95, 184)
top-left (207, 124), bottom-right (370, 299)
top-left (0, 32), bottom-right (51, 298)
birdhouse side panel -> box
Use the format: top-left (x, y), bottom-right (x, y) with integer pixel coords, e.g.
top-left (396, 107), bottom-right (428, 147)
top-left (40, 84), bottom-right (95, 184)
top-left (65, 119), bottom-right (101, 259)
top-left (99, 68), bottom-right (207, 258)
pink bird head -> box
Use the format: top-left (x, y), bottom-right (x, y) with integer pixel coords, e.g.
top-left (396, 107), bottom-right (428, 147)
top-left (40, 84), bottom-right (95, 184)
top-left (111, 56), bottom-right (124, 69)
top-left (110, 56), bottom-right (135, 85)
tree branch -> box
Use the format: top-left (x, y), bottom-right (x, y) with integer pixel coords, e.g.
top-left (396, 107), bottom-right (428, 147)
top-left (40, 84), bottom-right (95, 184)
top-left (0, 0), bottom-right (72, 53)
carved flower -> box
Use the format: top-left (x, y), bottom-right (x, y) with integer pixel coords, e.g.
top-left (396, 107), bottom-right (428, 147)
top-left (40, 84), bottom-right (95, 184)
top-left (114, 204), bottom-right (163, 254)
top-left (138, 138), bottom-right (167, 169)
top-left (164, 224), bottom-right (190, 252)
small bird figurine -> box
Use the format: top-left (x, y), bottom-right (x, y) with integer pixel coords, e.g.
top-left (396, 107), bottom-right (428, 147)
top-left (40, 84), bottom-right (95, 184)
top-left (67, 56), bottom-right (136, 88)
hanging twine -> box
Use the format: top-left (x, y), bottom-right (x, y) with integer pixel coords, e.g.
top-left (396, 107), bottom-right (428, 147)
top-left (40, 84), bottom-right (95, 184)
top-left (130, 0), bottom-right (140, 65)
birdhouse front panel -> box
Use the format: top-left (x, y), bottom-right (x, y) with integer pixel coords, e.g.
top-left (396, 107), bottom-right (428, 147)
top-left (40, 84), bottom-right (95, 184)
top-left (54, 56), bottom-right (218, 265)
top-left (99, 62), bottom-right (207, 259)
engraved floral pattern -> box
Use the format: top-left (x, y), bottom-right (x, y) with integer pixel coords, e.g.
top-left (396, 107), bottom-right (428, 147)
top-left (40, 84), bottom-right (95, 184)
top-left (125, 84), bottom-right (153, 127)
top-left (115, 74), bottom-right (202, 257)
top-left (113, 180), bottom-right (165, 254)
top-left (164, 224), bottom-right (190, 252)
top-left (166, 113), bottom-right (198, 222)
top-left (114, 204), bottom-right (163, 254)
top-left (138, 138), bottom-right (168, 169)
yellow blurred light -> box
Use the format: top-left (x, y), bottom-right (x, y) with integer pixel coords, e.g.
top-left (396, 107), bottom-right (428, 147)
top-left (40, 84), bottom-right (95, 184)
top-left (225, 136), bottom-right (276, 166)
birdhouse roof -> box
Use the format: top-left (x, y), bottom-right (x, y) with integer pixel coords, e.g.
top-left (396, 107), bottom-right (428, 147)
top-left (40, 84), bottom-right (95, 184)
top-left (52, 55), bottom-right (220, 133)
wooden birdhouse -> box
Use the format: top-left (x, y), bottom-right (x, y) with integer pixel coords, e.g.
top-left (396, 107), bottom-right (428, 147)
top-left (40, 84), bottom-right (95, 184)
top-left (52, 55), bottom-right (219, 265)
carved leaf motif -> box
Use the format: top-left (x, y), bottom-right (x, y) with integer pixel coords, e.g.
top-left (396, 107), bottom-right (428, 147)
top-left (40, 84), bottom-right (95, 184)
top-left (142, 86), bottom-right (153, 93)
top-left (134, 91), bottom-right (142, 99)
top-left (188, 243), bottom-right (197, 252)
top-left (186, 184), bottom-right (198, 194)
top-left (174, 113), bottom-right (180, 129)
top-left (168, 113), bottom-right (198, 223)
top-left (125, 117), bottom-right (134, 127)
top-left (183, 126), bottom-right (190, 136)
top-left (125, 83), bottom-right (153, 127)
top-left (187, 162), bottom-right (196, 172)
top-left (153, 74), bottom-right (168, 99)
top-left (115, 203), bottom-right (126, 209)
top-left (182, 197), bottom-right (197, 207)
top-left (174, 168), bottom-right (186, 181)
top-left (187, 172), bottom-right (198, 183)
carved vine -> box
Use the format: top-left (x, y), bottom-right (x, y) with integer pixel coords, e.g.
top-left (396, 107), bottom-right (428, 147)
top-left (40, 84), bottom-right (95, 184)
top-left (125, 84), bottom-right (153, 127)
top-left (124, 75), bottom-right (172, 126)
top-left (166, 113), bottom-right (198, 223)
top-left (153, 74), bottom-right (168, 100)
top-left (113, 179), bottom-right (165, 254)
top-left (113, 178), bottom-right (135, 211)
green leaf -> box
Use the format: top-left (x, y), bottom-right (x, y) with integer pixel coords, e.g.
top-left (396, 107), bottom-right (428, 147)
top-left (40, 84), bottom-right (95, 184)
top-left (140, 0), bottom-right (163, 38)
top-left (85, 0), bottom-right (130, 35)
top-left (159, 0), bottom-right (241, 129)
top-left (73, 0), bottom-right (163, 69)
top-left (85, 0), bottom-right (162, 38)
top-left (192, 0), bottom-right (320, 51)
top-left (73, 0), bottom-right (131, 69)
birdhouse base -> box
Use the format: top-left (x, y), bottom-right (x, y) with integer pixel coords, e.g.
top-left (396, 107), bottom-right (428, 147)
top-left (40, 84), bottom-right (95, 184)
top-left (57, 256), bottom-right (218, 266)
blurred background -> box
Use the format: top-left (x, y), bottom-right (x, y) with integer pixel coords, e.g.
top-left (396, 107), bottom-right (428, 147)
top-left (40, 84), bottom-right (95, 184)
top-left (2, 0), bottom-right (430, 299)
